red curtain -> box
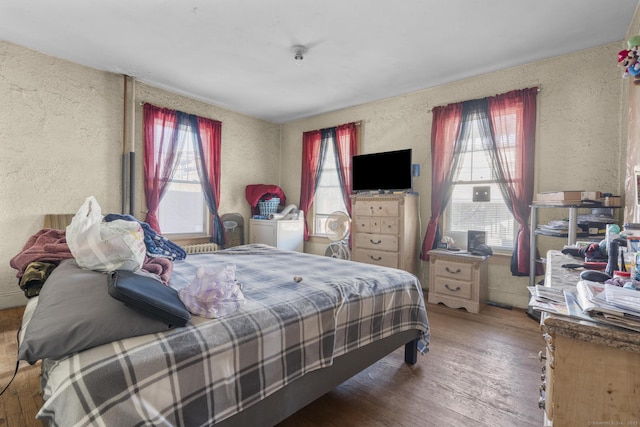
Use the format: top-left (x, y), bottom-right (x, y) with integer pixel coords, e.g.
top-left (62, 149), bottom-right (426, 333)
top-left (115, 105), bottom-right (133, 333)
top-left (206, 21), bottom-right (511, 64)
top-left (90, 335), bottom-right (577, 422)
top-left (487, 87), bottom-right (542, 276)
top-left (335, 123), bottom-right (358, 218)
top-left (143, 104), bottom-right (181, 232)
top-left (299, 130), bottom-right (322, 240)
top-left (195, 116), bottom-right (224, 244)
top-left (143, 104), bottom-right (223, 242)
top-left (420, 103), bottom-right (463, 260)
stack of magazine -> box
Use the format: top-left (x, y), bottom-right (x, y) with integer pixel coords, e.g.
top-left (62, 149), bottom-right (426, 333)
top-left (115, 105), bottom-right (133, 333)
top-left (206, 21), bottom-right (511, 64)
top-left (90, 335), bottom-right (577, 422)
top-left (529, 282), bottom-right (640, 333)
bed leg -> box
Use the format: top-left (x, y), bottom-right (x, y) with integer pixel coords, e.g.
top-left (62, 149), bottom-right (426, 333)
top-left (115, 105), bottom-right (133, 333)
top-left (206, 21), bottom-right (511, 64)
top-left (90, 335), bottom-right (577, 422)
top-left (404, 339), bottom-right (418, 365)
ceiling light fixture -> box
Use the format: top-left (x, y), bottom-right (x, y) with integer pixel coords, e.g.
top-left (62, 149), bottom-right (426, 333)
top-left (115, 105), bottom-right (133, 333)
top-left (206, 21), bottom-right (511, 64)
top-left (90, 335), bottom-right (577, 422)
top-left (291, 45), bottom-right (307, 63)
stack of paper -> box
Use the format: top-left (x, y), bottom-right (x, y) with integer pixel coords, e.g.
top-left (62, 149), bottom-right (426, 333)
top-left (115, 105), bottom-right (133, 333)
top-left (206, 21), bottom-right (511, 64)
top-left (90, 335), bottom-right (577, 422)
top-left (528, 285), bottom-right (569, 316)
top-left (573, 281), bottom-right (640, 333)
top-left (535, 219), bottom-right (587, 238)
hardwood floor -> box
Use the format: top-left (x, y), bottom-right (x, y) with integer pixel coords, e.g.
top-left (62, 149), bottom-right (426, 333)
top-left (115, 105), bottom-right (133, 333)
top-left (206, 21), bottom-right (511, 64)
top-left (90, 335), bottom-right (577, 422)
top-left (0, 301), bottom-right (544, 427)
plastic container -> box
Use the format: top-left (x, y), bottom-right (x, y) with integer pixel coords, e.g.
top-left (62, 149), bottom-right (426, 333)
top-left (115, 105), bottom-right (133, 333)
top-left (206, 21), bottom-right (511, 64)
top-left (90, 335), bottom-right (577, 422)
top-left (606, 224), bottom-right (620, 248)
top-left (223, 220), bottom-right (238, 231)
top-left (258, 198), bottom-right (280, 216)
top-left (613, 271), bottom-right (631, 279)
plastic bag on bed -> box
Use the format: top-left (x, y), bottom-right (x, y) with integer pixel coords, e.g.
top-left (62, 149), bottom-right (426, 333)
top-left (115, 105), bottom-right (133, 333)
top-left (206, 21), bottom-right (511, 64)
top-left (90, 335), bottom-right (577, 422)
top-left (66, 196), bottom-right (146, 272)
top-left (178, 264), bottom-right (245, 318)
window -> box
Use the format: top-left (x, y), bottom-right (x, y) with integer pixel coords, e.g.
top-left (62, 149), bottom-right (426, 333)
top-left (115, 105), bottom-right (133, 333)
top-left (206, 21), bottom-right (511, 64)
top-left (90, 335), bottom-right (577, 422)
top-left (157, 127), bottom-right (208, 236)
top-left (313, 140), bottom-right (348, 236)
top-left (143, 103), bottom-right (223, 243)
top-left (422, 88), bottom-right (537, 274)
top-left (300, 123), bottom-right (357, 241)
top-left (445, 115), bottom-right (516, 250)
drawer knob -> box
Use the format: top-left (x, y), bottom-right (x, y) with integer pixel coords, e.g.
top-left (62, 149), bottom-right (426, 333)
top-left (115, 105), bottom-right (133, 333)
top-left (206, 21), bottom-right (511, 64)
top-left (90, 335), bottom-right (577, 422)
top-left (444, 284), bottom-right (461, 292)
top-left (538, 350), bottom-right (546, 362)
top-left (369, 255), bottom-right (382, 261)
top-left (370, 239), bottom-right (382, 245)
top-left (445, 267), bottom-right (462, 274)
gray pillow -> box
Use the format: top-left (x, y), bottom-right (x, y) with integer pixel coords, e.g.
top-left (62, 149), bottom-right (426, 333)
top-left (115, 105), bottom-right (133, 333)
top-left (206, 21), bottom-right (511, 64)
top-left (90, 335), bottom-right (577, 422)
top-left (18, 259), bottom-right (172, 364)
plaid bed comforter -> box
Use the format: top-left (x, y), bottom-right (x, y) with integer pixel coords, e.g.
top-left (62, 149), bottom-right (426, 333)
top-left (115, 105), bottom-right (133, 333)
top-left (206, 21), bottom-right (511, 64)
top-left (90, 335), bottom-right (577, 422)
top-left (38, 244), bottom-right (429, 426)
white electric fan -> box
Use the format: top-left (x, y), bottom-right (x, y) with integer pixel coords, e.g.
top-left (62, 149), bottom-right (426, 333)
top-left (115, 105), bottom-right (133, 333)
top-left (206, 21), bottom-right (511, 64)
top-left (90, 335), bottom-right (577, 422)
top-left (324, 211), bottom-right (351, 260)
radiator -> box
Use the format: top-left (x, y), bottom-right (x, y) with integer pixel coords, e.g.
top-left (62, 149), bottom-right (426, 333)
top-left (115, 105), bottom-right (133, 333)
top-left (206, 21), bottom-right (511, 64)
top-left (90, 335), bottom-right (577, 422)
top-left (182, 243), bottom-right (219, 254)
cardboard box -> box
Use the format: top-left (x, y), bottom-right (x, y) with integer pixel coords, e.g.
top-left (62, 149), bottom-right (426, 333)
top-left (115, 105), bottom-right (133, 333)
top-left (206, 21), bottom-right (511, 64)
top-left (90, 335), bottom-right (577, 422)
top-left (604, 196), bottom-right (621, 207)
top-left (581, 191), bottom-right (602, 201)
top-left (536, 191), bottom-right (583, 202)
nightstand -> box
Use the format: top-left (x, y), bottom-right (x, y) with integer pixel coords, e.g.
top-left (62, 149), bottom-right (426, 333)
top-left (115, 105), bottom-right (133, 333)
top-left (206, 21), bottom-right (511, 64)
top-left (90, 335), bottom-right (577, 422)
top-left (427, 249), bottom-right (488, 314)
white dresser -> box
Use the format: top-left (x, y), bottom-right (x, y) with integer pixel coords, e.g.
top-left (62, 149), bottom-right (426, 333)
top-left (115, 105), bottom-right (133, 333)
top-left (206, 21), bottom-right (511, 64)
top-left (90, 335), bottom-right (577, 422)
top-left (350, 193), bottom-right (419, 275)
top-left (249, 219), bottom-right (304, 252)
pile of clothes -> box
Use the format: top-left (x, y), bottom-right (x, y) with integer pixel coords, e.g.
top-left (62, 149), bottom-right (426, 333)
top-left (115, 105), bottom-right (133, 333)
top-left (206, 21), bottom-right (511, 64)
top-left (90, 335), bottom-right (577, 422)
top-left (10, 215), bottom-right (187, 298)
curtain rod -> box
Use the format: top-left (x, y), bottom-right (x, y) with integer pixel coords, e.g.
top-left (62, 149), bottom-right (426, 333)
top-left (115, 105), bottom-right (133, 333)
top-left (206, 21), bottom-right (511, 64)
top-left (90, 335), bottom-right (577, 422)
top-left (427, 86), bottom-right (541, 113)
top-left (302, 120), bottom-right (362, 134)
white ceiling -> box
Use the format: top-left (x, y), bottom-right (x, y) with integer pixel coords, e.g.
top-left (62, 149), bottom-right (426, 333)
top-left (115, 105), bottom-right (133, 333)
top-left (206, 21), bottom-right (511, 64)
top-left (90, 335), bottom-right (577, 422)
top-left (1, 0), bottom-right (638, 123)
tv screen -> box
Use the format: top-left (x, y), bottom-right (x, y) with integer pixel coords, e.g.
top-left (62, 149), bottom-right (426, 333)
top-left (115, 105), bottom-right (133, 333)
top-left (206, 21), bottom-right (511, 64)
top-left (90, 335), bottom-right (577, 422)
top-left (352, 149), bottom-right (412, 193)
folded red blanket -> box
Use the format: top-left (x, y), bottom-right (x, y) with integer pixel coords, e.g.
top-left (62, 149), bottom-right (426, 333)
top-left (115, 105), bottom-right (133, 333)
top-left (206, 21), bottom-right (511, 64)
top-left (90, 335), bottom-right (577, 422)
top-left (142, 256), bottom-right (174, 285)
top-left (245, 184), bottom-right (286, 215)
top-left (10, 229), bottom-right (74, 278)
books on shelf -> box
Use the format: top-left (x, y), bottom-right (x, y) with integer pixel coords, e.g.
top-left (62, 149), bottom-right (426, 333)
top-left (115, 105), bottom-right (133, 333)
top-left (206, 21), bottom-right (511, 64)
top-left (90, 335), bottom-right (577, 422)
top-left (533, 190), bottom-right (621, 207)
top-left (533, 200), bottom-right (584, 206)
top-left (535, 219), bottom-right (587, 237)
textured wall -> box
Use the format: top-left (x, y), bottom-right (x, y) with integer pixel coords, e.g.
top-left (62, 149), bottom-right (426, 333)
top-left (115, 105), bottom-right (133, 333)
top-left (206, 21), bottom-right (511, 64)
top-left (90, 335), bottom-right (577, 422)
top-left (0, 39), bottom-right (628, 310)
top-left (280, 42), bottom-right (626, 308)
top-left (0, 41), bottom-right (279, 309)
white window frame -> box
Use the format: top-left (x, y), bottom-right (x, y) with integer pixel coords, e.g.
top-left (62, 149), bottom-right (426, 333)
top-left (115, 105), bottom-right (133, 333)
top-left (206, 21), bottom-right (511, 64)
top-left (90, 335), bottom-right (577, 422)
top-left (312, 139), bottom-right (348, 237)
top-left (444, 118), bottom-right (517, 252)
top-left (157, 123), bottom-right (210, 238)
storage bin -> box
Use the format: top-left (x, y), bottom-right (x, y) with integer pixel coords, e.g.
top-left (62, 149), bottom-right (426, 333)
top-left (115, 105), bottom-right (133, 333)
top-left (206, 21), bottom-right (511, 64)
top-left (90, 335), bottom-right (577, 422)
top-left (258, 198), bottom-right (280, 216)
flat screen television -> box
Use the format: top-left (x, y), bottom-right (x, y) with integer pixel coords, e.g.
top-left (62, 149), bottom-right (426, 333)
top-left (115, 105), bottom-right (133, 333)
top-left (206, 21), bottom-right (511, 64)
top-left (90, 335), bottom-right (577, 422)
top-left (352, 148), bottom-right (412, 193)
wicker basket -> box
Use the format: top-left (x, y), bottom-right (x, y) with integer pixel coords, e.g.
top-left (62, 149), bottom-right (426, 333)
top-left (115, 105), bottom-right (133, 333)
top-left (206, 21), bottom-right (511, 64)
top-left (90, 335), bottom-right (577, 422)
top-left (258, 198), bottom-right (280, 216)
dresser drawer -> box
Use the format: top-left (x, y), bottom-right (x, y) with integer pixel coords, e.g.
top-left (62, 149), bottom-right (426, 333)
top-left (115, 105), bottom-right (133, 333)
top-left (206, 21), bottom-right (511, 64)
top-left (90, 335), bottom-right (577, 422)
top-left (353, 249), bottom-right (399, 269)
top-left (354, 233), bottom-right (398, 251)
top-left (433, 259), bottom-right (473, 281)
top-left (354, 200), bottom-right (399, 217)
top-left (432, 277), bottom-right (472, 300)
top-left (354, 216), bottom-right (399, 234)
top-left (353, 217), bottom-right (371, 233)
top-left (377, 217), bottom-right (399, 234)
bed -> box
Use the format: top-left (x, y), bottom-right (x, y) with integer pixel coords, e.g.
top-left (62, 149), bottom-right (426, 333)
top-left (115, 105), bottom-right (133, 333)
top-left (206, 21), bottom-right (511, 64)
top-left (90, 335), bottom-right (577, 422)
top-left (18, 243), bottom-right (429, 426)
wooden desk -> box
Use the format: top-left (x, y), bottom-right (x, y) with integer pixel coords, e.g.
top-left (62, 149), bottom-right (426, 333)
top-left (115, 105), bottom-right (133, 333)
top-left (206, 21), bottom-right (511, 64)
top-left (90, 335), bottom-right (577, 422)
top-left (539, 250), bottom-right (640, 426)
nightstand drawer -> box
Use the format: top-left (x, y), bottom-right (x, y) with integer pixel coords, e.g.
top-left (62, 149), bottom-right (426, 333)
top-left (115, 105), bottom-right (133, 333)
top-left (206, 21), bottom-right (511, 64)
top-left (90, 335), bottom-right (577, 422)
top-left (354, 233), bottom-right (398, 251)
top-left (433, 277), bottom-right (472, 300)
top-left (433, 260), bottom-right (473, 281)
top-left (353, 249), bottom-right (399, 269)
